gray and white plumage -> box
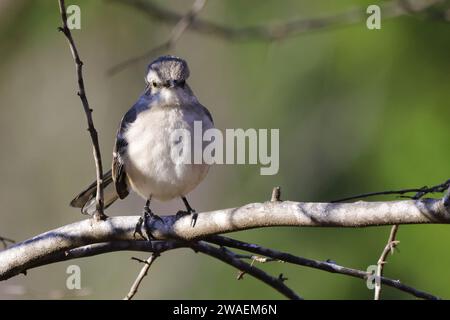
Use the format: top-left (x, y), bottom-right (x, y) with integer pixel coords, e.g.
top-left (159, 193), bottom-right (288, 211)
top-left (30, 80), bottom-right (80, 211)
top-left (71, 56), bottom-right (214, 215)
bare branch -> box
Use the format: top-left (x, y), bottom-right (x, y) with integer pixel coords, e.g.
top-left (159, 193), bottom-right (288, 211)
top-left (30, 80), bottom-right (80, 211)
top-left (0, 235), bottom-right (438, 299)
top-left (107, 0), bottom-right (446, 76)
top-left (112, 0), bottom-right (443, 43)
top-left (372, 182), bottom-right (446, 299)
top-left (124, 253), bottom-right (159, 300)
top-left (190, 242), bottom-right (302, 300)
top-left (1, 195), bottom-right (449, 281)
top-left (374, 225), bottom-right (400, 300)
top-left (206, 235), bottom-right (439, 300)
top-left (108, 0), bottom-right (207, 75)
top-left (69, 241), bottom-right (186, 264)
top-left (58, 0), bottom-right (106, 220)
top-left (20, 240), bottom-right (187, 278)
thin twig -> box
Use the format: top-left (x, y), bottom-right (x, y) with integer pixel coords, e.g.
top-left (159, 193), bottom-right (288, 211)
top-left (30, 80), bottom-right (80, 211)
top-left (108, 0), bottom-right (207, 75)
top-left (236, 257), bottom-right (280, 280)
top-left (374, 225), bottom-right (400, 300)
top-left (124, 253), bottom-right (160, 300)
top-left (191, 241), bottom-right (302, 300)
top-left (206, 235), bottom-right (439, 300)
top-left (271, 186), bottom-right (281, 202)
top-left (373, 182), bottom-right (444, 300)
top-left (220, 246), bottom-right (277, 262)
top-left (332, 179), bottom-right (450, 203)
top-left (58, 0), bottom-right (106, 220)
top-left (219, 246), bottom-right (280, 280)
top-left (0, 236), bottom-right (15, 249)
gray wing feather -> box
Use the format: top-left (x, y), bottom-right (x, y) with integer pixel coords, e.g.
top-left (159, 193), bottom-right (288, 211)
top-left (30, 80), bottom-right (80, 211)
top-left (112, 133), bottom-right (129, 199)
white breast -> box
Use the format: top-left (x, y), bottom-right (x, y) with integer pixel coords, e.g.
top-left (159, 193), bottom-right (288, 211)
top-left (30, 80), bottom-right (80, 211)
top-left (123, 104), bottom-right (213, 201)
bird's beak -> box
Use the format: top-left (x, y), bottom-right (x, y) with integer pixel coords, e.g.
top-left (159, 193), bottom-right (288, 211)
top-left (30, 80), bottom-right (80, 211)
top-left (168, 80), bottom-right (176, 88)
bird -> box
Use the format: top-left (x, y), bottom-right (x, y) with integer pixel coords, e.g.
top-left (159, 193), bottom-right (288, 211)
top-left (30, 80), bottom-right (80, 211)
top-left (70, 55), bottom-right (214, 238)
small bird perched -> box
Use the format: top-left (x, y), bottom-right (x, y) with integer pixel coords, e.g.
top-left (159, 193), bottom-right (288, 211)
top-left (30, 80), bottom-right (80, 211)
top-left (70, 55), bottom-right (214, 237)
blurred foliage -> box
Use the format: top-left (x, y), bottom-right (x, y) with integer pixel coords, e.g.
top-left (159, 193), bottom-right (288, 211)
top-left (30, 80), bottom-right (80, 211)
top-left (0, 0), bottom-right (448, 299)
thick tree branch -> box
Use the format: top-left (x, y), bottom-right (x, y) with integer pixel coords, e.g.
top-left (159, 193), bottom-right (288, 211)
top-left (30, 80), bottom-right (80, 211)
top-left (58, 0), bottom-right (106, 220)
top-left (1, 197), bottom-right (449, 281)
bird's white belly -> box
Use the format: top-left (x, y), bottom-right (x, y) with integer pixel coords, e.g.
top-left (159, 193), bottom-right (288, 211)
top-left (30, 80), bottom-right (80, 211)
top-left (123, 106), bottom-right (212, 201)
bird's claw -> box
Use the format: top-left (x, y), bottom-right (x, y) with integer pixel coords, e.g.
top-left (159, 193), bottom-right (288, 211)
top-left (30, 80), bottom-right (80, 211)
top-left (133, 209), bottom-right (163, 240)
top-left (190, 211), bottom-right (198, 227)
top-left (133, 214), bottom-right (148, 240)
top-left (176, 209), bottom-right (198, 227)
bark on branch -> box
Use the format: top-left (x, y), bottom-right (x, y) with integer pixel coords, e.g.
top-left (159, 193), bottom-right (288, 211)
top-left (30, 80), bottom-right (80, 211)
top-left (1, 197), bottom-right (449, 281)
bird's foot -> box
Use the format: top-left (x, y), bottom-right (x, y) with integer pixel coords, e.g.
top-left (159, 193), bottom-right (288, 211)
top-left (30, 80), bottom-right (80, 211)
top-left (133, 208), bottom-right (163, 240)
top-left (176, 209), bottom-right (198, 228)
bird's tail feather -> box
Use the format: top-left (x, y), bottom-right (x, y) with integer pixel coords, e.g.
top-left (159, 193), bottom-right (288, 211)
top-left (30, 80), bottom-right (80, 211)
top-left (70, 169), bottom-right (119, 215)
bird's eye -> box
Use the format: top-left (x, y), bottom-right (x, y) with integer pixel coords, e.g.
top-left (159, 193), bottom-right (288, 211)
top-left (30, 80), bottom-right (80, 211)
top-left (152, 82), bottom-right (158, 88)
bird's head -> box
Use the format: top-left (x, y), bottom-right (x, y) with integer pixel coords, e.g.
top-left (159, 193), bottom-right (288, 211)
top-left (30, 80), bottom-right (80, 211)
top-left (145, 55), bottom-right (190, 92)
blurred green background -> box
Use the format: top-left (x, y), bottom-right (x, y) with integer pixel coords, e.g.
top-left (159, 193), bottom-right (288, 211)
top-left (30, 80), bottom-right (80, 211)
top-left (0, 0), bottom-right (449, 299)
